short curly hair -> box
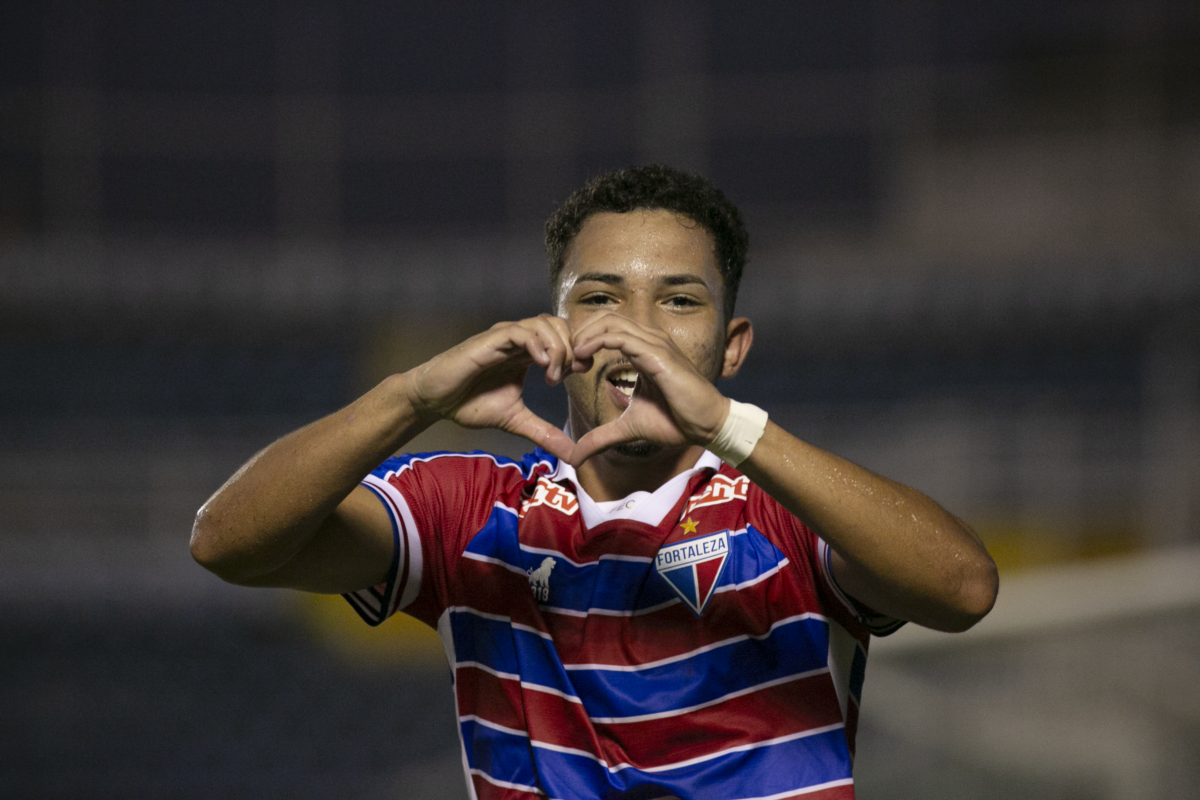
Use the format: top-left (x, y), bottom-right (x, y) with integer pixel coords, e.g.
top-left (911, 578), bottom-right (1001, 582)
top-left (544, 165), bottom-right (749, 320)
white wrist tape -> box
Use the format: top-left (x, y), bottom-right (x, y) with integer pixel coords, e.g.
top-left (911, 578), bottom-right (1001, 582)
top-left (707, 400), bottom-right (768, 467)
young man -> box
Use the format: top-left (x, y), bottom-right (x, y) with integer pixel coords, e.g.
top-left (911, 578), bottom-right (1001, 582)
top-left (192, 166), bottom-right (998, 799)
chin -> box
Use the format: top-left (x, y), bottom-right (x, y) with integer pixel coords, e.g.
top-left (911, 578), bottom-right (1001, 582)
top-left (614, 440), bottom-right (662, 458)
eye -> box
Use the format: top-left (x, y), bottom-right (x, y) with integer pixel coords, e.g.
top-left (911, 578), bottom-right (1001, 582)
top-left (665, 295), bottom-right (701, 307)
top-left (580, 293), bottom-right (616, 306)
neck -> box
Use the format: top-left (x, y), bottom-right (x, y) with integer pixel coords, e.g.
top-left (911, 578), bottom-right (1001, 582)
top-left (572, 443), bottom-right (708, 502)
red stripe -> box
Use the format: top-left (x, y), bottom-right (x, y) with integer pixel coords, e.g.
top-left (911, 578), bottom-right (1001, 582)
top-left (520, 686), bottom-right (604, 754)
top-left (517, 512), bottom-right (666, 560)
top-left (470, 773), bottom-right (544, 799)
top-left (786, 782), bottom-right (856, 800)
top-left (457, 666), bottom-right (845, 774)
top-left (452, 558), bottom-right (551, 632)
top-left (456, 666), bottom-right (527, 733)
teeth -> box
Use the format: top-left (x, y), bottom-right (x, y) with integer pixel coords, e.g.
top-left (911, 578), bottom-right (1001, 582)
top-left (611, 369), bottom-right (638, 397)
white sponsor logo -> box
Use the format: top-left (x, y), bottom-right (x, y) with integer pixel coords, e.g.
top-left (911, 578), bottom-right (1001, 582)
top-left (521, 478), bottom-right (579, 517)
top-left (684, 474), bottom-right (749, 515)
top-left (526, 556), bottom-right (556, 602)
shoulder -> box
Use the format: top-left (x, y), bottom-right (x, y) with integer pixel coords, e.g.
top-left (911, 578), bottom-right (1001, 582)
top-left (372, 448), bottom-right (556, 483)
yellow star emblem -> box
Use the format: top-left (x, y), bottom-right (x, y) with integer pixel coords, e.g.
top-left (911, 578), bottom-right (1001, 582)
top-left (681, 517), bottom-right (699, 534)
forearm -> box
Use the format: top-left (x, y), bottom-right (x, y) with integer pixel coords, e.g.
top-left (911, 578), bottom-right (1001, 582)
top-left (190, 372), bottom-right (429, 582)
top-left (736, 421), bottom-right (998, 631)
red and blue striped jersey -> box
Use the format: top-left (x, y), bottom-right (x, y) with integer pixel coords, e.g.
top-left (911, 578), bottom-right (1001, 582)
top-left (346, 448), bottom-right (899, 800)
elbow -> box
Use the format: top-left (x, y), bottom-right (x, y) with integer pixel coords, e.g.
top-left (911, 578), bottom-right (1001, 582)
top-left (940, 556), bottom-right (1000, 633)
top-left (189, 505), bottom-right (224, 574)
top-left (189, 505), bottom-right (254, 584)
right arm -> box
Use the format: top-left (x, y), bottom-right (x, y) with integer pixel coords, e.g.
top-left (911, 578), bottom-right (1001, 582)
top-left (190, 315), bottom-right (582, 594)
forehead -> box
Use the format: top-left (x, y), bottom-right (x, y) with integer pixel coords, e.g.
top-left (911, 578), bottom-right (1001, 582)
top-left (560, 209), bottom-right (721, 288)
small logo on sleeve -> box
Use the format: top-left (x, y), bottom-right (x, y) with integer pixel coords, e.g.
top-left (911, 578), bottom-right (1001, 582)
top-left (655, 530), bottom-right (730, 615)
top-left (526, 556), bottom-right (556, 602)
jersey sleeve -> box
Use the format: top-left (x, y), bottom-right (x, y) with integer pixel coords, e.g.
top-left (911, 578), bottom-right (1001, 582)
top-left (814, 537), bottom-right (906, 636)
top-left (343, 451), bottom-right (521, 629)
top-left (745, 480), bottom-right (905, 637)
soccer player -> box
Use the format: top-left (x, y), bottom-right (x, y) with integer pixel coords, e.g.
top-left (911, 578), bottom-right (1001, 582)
top-left (192, 165), bottom-right (998, 799)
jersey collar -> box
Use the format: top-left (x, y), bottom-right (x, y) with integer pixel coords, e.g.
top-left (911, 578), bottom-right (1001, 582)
top-left (547, 449), bottom-right (723, 530)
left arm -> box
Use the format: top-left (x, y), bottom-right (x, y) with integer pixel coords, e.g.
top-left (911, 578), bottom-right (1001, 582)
top-left (736, 420), bottom-right (998, 632)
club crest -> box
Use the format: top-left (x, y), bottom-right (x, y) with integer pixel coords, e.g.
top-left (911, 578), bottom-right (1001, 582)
top-left (655, 530), bottom-right (730, 616)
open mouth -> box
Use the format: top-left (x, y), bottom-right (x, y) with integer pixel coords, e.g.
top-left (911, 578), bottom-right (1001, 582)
top-left (607, 367), bottom-right (639, 399)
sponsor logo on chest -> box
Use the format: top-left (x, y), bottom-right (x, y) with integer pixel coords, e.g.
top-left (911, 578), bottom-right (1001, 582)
top-left (684, 474), bottom-right (749, 516)
top-left (655, 529), bottom-right (730, 616)
top-left (520, 477), bottom-right (579, 518)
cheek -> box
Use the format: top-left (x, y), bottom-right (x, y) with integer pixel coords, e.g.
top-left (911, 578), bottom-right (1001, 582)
top-left (698, 339), bottom-right (723, 379)
top-left (674, 328), bottom-right (723, 380)
top-left (563, 371), bottom-right (591, 402)
top-left (667, 323), bottom-right (721, 368)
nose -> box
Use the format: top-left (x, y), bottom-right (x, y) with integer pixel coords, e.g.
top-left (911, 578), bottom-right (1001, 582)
top-left (620, 292), bottom-right (657, 329)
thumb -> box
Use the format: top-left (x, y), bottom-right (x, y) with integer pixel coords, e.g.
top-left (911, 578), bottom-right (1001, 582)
top-left (508, 408), bottom-right (576, 463)
top-left (567, 420), bottom-right (635, 467)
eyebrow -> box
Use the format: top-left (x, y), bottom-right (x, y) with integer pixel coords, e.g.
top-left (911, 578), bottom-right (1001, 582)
top-left (574, 272), bottom-right (712, 289)
top-left (662, 274), bottom-right (709, 288)
top-left (574, 272), bottom-right (626, 285)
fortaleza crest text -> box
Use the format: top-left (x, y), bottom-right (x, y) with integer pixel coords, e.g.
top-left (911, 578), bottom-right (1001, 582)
top-left (655, 530), bottom-right (730, 615)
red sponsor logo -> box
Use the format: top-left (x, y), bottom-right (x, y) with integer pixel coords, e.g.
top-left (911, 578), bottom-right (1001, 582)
top-left (520, 478), bottom-right (579, 517)
top-left (684, 474), bottom-right (749, 515)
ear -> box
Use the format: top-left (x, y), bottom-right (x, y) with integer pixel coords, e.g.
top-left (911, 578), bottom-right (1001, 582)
top-left (720, 316), bottom-right (753, 379)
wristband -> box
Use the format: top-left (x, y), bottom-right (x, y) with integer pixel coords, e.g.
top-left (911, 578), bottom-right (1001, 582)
top-left (707, 400), bottom-right (768, 467)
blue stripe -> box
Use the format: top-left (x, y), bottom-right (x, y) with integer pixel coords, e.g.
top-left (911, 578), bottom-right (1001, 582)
top-left (568, 615), bottom-right (831, 720)
top-left (530, 727), bottom-right (851, 799)
top-left (720, 526), bottom-right (789, 587)
top-left (460, 718), bottom-right (539, 789)
top-left (451, 610), bottom-right (831, 720)
top-left (849, 645), bottom-right (866, 704)
top-left (463, 523), bottom-right (787, 616)
top-left (449, 611), bottom-right (579, 699)
top-left (450, 612), bottom-right (520, 675)
top-left (464, 511), bottom-right (677, 612)
top-left (464, 509), bottom-right (525, 567)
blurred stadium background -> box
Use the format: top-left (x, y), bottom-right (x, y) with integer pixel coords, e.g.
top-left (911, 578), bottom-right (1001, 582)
top-left (2, 1), bottom-right (1198, 798)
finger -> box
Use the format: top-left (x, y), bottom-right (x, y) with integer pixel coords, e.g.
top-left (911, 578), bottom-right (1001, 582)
top-left (571, 318), bottom-right (654, 356)
top-left (508, 407), bottom-right (576, 462)
top-left (569, 311), bottom-right (657, 342)
top-left (532, 315), bottom-right (573, 384)
top-left (546, 316), bottom-right (589, 375)
top-left (567, 419), bottom-right (639, 466)
top-left (572, 329), bottom-right (668, 374)
top-left (499, 322), bottom-right (550, 369)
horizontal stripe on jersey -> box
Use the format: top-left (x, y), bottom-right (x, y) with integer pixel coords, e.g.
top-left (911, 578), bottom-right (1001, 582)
top-left (448, 607), bottom-right (832, 722)
top-left (462, 716), bottom-right (852, 800)
top-left (465, 511), bottom-right (789, 617)
top-left (457, 664), bottom-right (845, 770)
